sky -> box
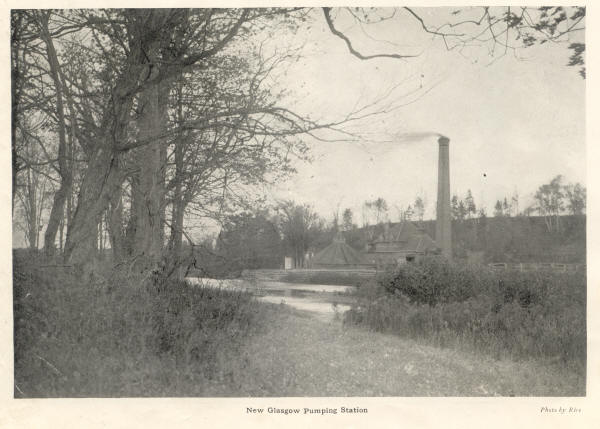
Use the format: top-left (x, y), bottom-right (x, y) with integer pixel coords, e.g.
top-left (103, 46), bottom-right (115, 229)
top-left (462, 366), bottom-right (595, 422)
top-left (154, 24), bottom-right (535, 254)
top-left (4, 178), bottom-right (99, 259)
top-left (266, 7), bottom-right (586, 223)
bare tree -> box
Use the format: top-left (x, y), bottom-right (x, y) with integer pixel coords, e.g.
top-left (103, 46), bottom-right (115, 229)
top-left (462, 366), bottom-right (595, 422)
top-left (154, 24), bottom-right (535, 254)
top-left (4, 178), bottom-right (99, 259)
top-left (534, 175), bottom-right (565, 232)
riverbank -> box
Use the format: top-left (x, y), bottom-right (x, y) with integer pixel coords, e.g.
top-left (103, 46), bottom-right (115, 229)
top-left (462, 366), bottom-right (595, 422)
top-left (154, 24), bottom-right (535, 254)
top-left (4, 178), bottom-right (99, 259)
top-left (14, 254), bottom-right (583, 397)
top-left (215, 307), bottom-right (584, 397)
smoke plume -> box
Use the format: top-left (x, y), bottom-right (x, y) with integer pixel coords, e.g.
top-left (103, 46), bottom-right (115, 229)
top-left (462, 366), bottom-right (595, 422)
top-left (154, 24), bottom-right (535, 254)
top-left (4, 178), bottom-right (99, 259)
top-left (394, 132), bottom-right (443, 142)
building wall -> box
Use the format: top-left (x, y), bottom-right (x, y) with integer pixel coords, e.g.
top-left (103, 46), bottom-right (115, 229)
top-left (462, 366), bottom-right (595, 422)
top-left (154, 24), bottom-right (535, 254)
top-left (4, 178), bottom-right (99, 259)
top-left (365, 251), bottom-right (423, 267)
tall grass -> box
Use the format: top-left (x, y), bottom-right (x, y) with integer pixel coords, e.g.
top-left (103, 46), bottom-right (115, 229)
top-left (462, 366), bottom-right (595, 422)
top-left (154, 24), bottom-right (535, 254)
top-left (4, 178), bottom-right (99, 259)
top-left (13, 253), bottom-right (268, 397)
top-left (344, 258), bottom-right (586, 373)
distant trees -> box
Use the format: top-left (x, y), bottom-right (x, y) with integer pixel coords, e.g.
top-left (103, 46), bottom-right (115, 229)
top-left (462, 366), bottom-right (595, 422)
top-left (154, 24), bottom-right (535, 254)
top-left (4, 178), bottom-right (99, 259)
top-left (493, 198), bottom-right (512, 217)
top-left (493, 200), bottom-right (505, 217)
top-left (452, 190), bottom-right (476, 221)
top-left (565, 183), bottom-right (586, 215)
top-left (534, 175), bottom-right (563, 232)
top-left (14, 163), bottom-right (52, 250)
top-left (413, 196), bottom-right (425, 222)
top-left (485, 176), bottom-right (587, 232)
top-left (362, 197), bottom-right (389, 226)
top-left (342, 208), bottom-right (354, 231)
top-left (465, 190), bottom-right (477, 218)
top-left (216, 211), bottom-right (282, 271)
top-left (276, 201), bottom-right (325, 269)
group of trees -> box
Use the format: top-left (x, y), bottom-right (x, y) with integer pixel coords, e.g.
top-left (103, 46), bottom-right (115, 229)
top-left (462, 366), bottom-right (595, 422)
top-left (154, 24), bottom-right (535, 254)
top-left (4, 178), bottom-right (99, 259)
top-left (199, 174), bottom-right (587, 273)
top-left (532, 175), bottom-right (586, 233)
top-left (11, 9), bottom-right (339, 272)
top-left (490, 175), bottom-right (586, 228)
top-left (451, 190), bottom-right (479, 221)
top-left (204, 201), bottom-right (329, 273)
top-left (11, 7), bottom-right (585, 275)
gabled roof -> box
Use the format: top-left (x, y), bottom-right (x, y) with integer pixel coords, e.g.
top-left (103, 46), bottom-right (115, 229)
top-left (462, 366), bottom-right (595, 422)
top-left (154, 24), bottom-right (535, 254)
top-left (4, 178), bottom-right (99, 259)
top-left (371, 221), bottom-right (438, 253)
top-left (313, 232), bottom-right (366, 265)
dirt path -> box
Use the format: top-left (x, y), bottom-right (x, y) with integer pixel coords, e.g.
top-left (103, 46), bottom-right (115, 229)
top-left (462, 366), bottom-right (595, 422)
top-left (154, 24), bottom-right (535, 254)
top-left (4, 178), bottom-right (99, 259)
top-left (227, 307), bottom-right (584, 397)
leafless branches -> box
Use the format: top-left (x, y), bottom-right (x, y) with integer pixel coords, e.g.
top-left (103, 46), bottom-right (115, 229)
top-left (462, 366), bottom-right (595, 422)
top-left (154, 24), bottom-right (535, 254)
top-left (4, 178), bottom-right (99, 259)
top-left (322, 8), bottom-right (418, 60)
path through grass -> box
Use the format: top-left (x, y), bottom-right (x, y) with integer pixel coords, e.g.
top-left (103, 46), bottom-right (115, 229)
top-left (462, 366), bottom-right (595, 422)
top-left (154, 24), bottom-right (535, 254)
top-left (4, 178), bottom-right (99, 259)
top-left (220, 306), bottom-right (584, 397)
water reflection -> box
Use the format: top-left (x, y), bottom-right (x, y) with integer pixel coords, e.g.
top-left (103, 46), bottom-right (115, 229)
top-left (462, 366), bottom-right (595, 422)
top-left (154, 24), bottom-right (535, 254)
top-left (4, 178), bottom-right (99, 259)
top-left (186, 277), bottom-right (355, 321)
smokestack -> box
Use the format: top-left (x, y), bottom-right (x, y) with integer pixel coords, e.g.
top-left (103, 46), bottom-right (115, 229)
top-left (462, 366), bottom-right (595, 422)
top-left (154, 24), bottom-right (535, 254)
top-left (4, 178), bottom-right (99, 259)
top-left (436, 136), bottom-right (452, 260)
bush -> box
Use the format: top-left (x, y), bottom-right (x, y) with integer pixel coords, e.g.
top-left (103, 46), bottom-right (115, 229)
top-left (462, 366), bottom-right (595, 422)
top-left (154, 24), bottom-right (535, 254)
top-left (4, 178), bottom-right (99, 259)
top-left (13, 252), bottom-right (266, 397)
top-left (377, 258), bottom-right (497, 306)
top-left (345, 258), bottom-right (586, 372)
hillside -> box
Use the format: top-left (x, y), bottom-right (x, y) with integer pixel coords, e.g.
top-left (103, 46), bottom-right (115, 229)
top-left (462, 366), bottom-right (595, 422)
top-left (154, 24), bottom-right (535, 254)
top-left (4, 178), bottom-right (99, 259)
top-left (343, 215), bottom-right (586, 264)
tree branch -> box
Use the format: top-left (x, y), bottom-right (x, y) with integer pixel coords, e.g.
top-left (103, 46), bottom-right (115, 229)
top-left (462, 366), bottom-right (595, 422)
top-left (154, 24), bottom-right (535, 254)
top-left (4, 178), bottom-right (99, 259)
top-left (322, 7), bottom-right (417, 60)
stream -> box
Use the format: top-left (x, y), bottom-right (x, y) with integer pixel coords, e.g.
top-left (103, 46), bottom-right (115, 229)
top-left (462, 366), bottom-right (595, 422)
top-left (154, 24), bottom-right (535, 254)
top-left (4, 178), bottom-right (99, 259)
top-left (186, 277), bottom-right (356, 321)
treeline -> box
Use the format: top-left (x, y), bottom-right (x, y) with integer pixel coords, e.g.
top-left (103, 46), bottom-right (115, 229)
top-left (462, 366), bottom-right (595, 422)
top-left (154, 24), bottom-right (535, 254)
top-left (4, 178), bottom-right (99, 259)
top-left (420, 215), bottom-right (586, 263)
top-left (338, 175), bottom-right (587, 264)
top-left (188, 193), bottom-right (586, 278)
top-left (189, 202), bottom-right (336, 277)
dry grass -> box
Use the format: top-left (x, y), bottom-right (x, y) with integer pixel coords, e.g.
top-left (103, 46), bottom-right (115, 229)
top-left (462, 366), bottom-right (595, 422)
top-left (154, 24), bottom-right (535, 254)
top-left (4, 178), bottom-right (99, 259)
top-left (228, 309), bottom-right (584, 396)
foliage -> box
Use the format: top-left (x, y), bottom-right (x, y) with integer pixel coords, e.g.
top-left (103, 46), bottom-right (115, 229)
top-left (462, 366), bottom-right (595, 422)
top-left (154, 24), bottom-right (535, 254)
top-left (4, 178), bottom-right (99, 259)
top-left (377, 257), bottom-right (495, 306)
top-left (362, 197), bottom-right (389, 225)
top-left (413, 196), bottom-right (425, 222)
top-left (417, 214), bottom-right (586, 263)
top-left (345, 258), bottom-right (586, 372)
top-left (342, 208), bottom-right (354, 231)
top-left (215, 210), bottom-right (283, 272)
top-left (13, 252), bottom-right (268, 397)
top-left (565, 183), bottom-right (586, 216)
top-left (276, 200), bottom-right (325, 268)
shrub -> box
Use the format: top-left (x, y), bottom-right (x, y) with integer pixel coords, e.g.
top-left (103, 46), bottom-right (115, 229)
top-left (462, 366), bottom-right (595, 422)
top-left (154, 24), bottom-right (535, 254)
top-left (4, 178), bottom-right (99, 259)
top-left (378, 258), bottom-right (497, 306)
top-left (345, 258), bottom-right (586, 372)
top-left (13, 252), bottom-right (266, 397)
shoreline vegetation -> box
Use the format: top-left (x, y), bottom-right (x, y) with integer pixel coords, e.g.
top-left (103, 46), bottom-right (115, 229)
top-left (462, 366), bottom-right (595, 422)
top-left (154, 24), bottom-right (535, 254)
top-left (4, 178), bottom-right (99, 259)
top-left (13, 252), bottom-right (585, 397)
top-left (344, 258), bottom-right (585, 376)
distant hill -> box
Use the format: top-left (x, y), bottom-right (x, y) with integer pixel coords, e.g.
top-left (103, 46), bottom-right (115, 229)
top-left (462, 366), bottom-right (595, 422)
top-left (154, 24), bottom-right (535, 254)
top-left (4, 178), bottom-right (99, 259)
top-left (343, 215), bottom-right (585, 264)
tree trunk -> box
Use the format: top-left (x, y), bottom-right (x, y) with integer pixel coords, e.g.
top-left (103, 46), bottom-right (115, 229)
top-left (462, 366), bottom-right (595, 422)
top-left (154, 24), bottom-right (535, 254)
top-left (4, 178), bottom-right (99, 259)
top-left (63, 10), bottom-right (172, 267)
top-left (107, 185), bottom-right (124, 261)
top-left (64, 147), bottom-right (125, 265)
top-left (132, 78), bottom-right (169, 266)
top-left (26, 168), bottom-right (37, 250)
top-left (168, 117), bottom-right (186, 259)
top-left (39, 12), bottom-right (73, 256)
top-left (170, 193), bottom-right (186, 263)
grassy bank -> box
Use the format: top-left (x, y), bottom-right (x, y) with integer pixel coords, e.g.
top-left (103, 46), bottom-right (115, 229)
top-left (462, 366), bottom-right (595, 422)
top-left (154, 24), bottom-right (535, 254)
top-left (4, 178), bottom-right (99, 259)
top-left (344, 258), bottom-right (586, 376)
top-left (13, 254), bottom-right (269, 397)
top-left (232, 309), bottom-right (584, 396)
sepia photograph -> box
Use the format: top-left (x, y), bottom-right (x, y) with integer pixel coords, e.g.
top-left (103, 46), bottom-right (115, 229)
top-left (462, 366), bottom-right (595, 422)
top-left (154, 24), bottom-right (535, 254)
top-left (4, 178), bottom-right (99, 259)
top-left (7, 3), bottom-right (589, 408)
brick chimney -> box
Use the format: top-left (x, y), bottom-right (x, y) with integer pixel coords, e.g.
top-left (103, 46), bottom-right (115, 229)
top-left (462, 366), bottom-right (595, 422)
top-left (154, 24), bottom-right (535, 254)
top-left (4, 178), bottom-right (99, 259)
top-left (436, 136), bottom-right (451, 260)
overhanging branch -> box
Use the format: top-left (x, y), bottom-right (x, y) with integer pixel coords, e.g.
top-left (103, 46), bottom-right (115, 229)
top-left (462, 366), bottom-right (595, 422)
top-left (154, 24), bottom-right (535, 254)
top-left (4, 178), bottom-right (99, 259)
top-left (322, 7), bottom-right (418, 60)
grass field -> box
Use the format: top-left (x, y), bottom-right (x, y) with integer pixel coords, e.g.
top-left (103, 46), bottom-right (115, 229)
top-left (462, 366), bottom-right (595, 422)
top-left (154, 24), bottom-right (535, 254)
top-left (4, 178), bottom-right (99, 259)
top-left (13, 253), bottom-right (584, 397)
